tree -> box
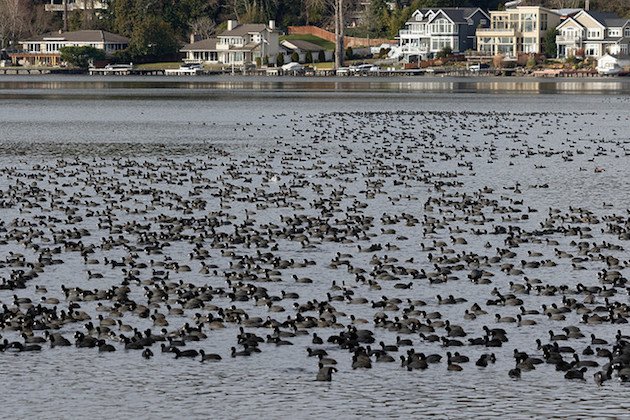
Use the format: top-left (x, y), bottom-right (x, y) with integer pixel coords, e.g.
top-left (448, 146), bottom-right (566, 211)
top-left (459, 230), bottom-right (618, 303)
top-left (345, 46), bottom-right (353, 60)
top-left (189, 16), bottom-right (216, 40)
top-left (543, 29), bottom-right (558, 58)
top-left (436, 45), bottom-right (452, 59)
top-left (276, 52), bottom-right (284, 66)
top-left (305, 51), bottom-right (313, 63)
top-left (291, 51), bottom-right (300, 62)
top-left (129, 15), bottom-right (180, 60)
top-left (60, 46), bottom-right (106, 68)
top-left (0, 0), bottom-right (29, 49)
top-left (367, 0), bottom-right (389, 37)
top-left (318, 50), bottom-right (325, 62)
top-left (334, 0), bottom-right (344, 69)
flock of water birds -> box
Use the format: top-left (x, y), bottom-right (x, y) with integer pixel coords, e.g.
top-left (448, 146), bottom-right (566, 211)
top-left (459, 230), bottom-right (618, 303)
top-left (1, 107), bottom-right (630, 389)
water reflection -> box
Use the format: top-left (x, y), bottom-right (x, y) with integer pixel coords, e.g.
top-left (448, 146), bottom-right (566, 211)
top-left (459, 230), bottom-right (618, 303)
top-left (0, 75), bottom-right (629, 96)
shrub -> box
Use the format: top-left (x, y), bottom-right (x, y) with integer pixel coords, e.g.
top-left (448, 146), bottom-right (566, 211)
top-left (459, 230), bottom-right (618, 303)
top-left (318, 50), bottom-right (325, 62)
top-left (345, 46), bottom-right (353, 60)
top-left (276, 52), bottom-right (284, 67)
top-left (291, 51), bottom-right (300, 63)
top-left (60, 46), bottom-right (106, 69)
top-left (305, 51), bottom-right (313, 64)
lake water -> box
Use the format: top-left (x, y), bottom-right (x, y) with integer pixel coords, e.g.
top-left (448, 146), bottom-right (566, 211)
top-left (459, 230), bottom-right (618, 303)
top-left (1, 75), bottom-right (630, 419)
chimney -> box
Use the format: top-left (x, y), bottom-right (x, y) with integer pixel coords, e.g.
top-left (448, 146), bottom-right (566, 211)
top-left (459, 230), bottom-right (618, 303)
top-left (189, 33), bottom-right (195, 44)
top-left (268, 20), bottom-right (276, 31)
top-left (585, 0), bottom-right (590, 11)
top-left (227, 20), bottom-right (236, 31)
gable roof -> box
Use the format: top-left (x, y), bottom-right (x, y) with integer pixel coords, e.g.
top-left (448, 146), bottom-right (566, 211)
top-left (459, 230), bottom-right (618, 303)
top-left (25, 30), bottom-right (129, 43)
top-left (220, 24), bottom-right (268, 37)
top-left (556, 16), bottom-right (584, 31)
top-left (587, 11), bottom-right (622, 26)
top-left (181, 38), bottom-right (218, 51)
top-left (409, 8), bottom-right (487, 25)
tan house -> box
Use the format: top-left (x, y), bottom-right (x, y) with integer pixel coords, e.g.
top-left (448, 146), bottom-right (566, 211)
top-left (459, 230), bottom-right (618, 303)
top-left (181, 20), bottom-right (280, 66)
top-left (45, 0), bottom-right (108, 13)
top-left (12, 30), bottom-right (129, 66)
top-left (556, 11), bottom-right (630, 59)
top-left (476, 5), bottom-right (562, 57)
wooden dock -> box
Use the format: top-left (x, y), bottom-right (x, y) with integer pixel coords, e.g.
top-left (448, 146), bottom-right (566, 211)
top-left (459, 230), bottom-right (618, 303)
top-left (88, 68), bottom-right (165, 76)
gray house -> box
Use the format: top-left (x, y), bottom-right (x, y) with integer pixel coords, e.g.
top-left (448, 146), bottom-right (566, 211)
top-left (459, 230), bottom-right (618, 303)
top-left (397, 8), bottom-right (490, 61)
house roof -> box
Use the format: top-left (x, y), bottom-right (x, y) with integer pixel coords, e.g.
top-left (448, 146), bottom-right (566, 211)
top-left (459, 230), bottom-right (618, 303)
top-left (181, 38), bottom-right (218, 51)
top-left (220, 24), bottom-right (268, 37)
top-left (24, 30), bottom-right (129, 43)
top-left (408, 8), bottom-right (487, 25)
top-left (281, 40), bottom-right (325, 52)
top-left (587, 11), bottom-right (622, 27)
top-left (604, 18), bottom-right (629, 28)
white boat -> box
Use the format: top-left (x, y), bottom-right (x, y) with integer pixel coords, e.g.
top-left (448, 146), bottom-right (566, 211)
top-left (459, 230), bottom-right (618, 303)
top-left (597, 64), bottom-right (622, 76)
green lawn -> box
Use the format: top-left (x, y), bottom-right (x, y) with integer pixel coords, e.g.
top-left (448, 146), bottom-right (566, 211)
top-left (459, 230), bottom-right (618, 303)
top-left (135, 62), bottom-right (182, 70)
top-left (280, 34), bottom-right (335, 51)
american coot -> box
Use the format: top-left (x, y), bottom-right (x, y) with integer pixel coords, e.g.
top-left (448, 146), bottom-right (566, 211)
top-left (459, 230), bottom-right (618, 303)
top-left (173, 347), bottom-right (199, 359)
top-left (199, 350), bottom-right (222, 362)
top-left (316, 363), bottom-right (337, 381)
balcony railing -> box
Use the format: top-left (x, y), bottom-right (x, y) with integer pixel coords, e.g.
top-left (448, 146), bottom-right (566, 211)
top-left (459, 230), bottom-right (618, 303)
top-left (556, 35), bottom-right (582, 44)
top-left (476, 28), bottom-right (517, 37)
top-left (398, 29), bottom-right (427, 37)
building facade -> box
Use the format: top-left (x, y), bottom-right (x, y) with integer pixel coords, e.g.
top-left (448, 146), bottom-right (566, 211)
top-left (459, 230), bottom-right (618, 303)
top-left (13, 30), bottom-right (129, 66)
top-left (556, 10), bottom-right (630, 58)
top-left (397, 8), bottom-right (490, 61)
top-left (476, 6), bottom-right (562, 57)
top-left (181, 20), bottom-right (280, 66)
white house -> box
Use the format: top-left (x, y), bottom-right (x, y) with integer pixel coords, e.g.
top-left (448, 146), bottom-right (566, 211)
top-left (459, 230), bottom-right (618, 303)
top-left (13, 30), bottom-right (129, 66)
top-left (181, 20), bottom-right (280, 66)
top-left (280, 39), bottom-right (333, 63)
top-left (397, 8), bottom-right (490, 62)
top-left (556, 10), bottom-right (630, 59)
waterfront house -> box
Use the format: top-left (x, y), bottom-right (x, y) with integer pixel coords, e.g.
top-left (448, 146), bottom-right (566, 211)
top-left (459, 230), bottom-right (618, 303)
top-left (476, 5), bottom-right (562, 57)
top-left (44, 0), bottom-right (107, 13)
top-left (556, 10), bottom-right (630, 59)
top-left (12, 30), bottom-right (129, 66)
top-left (181, 20), bottom-right (280, 66)
top-left (280, 40), bottom-right (332, 63)
top-left (397, 8), bottom-right (490, 62)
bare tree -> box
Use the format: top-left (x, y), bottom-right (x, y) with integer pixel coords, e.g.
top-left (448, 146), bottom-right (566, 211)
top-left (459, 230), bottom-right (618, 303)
top-left (227, 0), bottom-right (279, 23)
top-left (190, 16), bottom-right (217, 40)
top-left (0, 0), bottom-right (29, 49)
top-left (334, 0), bottom-right (344, 69)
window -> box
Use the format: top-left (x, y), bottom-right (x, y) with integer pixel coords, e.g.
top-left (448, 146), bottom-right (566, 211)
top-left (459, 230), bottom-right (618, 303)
top-left (522, 14), bottom-right (535, 32)
top-left (587, 29), bottom-right (600, 38)
top-left (541, 13), bottom-right (548, 31)
top-left (585, 44), bottom-right (598, 56)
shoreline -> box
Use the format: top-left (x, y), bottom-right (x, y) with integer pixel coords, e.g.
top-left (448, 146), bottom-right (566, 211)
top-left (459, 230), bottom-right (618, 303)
top-left (0, 66), bottom-right (627, 79)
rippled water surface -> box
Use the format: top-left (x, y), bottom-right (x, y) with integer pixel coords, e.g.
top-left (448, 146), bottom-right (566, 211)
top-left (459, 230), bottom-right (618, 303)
top-left (1, 75), bottom-right (630, 419)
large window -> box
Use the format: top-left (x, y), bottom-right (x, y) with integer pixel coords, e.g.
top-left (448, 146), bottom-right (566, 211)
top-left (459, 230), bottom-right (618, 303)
top-left (431, 37), bottom-right (452, 51)
top-left (431, 18), bottom-right (453, 34)
top-left (522, 14), bottom-right (535, 32)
